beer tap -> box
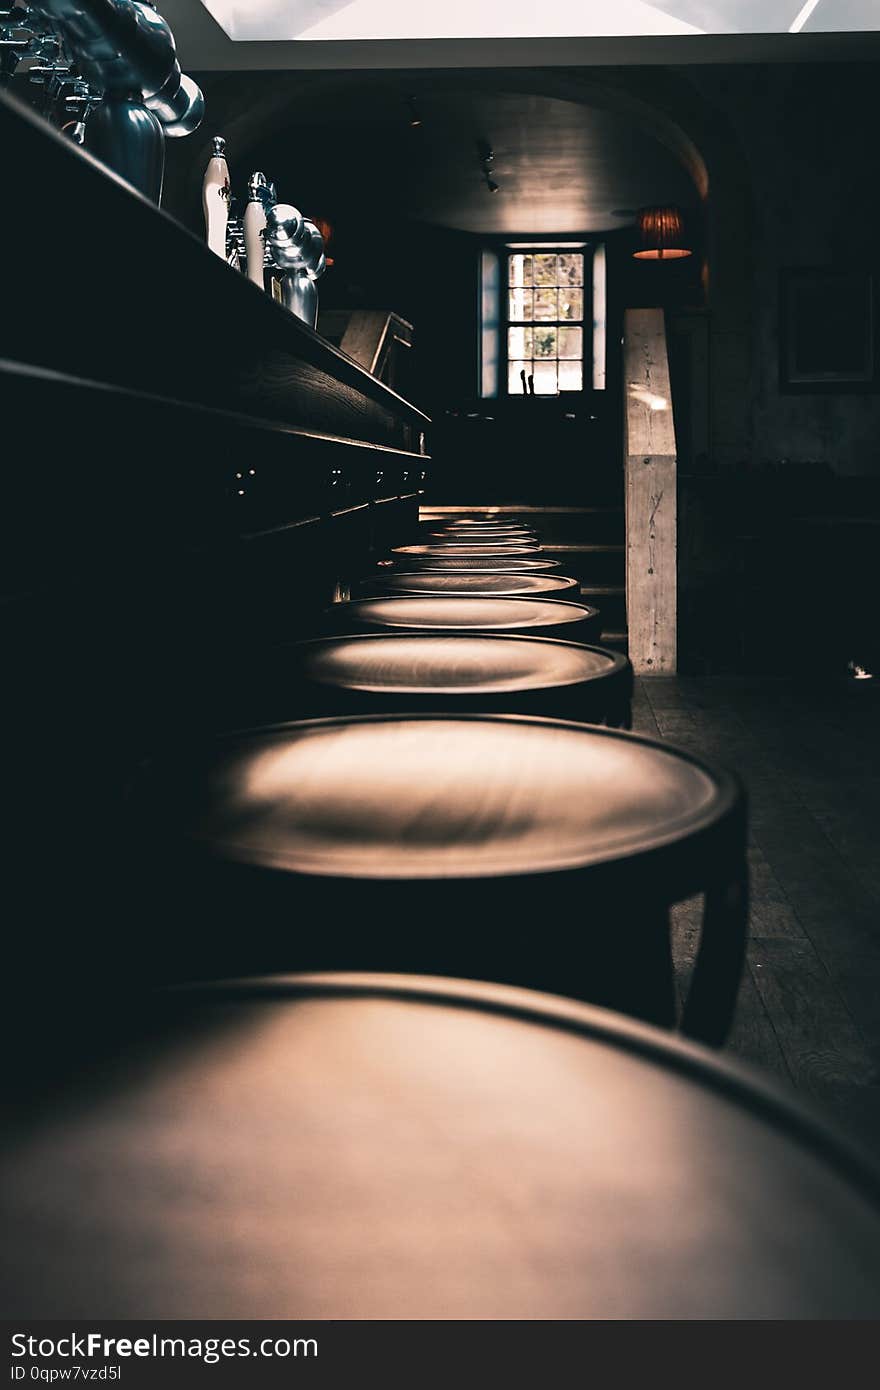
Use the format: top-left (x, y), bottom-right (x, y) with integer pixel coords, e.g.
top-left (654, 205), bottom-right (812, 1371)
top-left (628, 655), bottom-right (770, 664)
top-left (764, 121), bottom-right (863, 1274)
top-left (26, 0), bottom-right (204, 202)
top-left (0, 6), bottom-right (60, 82)
top-left (264, 201), bottom-right (326, 329)
top-left (202, 134), bottom-right (230, 259)
top-left (242, 171), bottom-right (273, 289)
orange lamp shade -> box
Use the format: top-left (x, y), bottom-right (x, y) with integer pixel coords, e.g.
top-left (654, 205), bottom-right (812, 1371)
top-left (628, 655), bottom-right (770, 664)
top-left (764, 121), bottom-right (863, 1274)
top-left (633, 206), bottom-right (692, 260)
top-left (313, 218), bottom-right (335, 267)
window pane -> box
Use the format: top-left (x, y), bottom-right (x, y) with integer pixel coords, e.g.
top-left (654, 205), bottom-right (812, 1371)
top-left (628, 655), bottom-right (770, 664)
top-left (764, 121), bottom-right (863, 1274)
top-left (533, 289), bottom-right (558, 321)
top-left (533, 254), bottom-right (557, 287)
top-left (532, 361), bottom-right (558, 394)
top-left (559, 288), bottom-right (583, 322)
top-left (558, 360), bottom-right (583, 392)
top-left (508, 360), bottom-right (530, 394)
top-left (558, 327), bottom-right (583, 359)
top-left (557, 253), bottom-right (584, 287)
top-left (533, 327), bottom-right (557, 358)
top-left (508, 327), bottom-right (533, 359)
top-left (508, 288), bottom-right (533, 322)
top-left (508, 254), bottom-right (532, 288)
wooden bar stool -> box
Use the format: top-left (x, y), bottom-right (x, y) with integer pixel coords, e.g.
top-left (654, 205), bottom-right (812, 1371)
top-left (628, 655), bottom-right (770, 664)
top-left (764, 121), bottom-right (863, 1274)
top-left (435, 520), bottom-right (536, 530)
top-left (125, 712), bottom-right (747, 1044)
top-left (6, 972), bottom-right (878, 1318)
top-left (383, 554), bottom-right (563, 573)
top-left (362, 571), bottom-right (582, 599)
top-left (241, 633), bottom-right (632, 727)
top-left (394, 542), bottom-right (543, 557)
top-left (434, 517), bottom-right (533, 529)
top-left (421, 530), bottom-right (539, 543)
top-left (434, 527), bottom-right (538, 540)
top-left (325, 595), bottom-right (603, 645)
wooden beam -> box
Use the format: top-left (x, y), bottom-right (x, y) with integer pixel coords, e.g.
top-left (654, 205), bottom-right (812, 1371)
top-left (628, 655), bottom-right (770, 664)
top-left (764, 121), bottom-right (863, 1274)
top-left (623, 307), bottom-right (677, 674)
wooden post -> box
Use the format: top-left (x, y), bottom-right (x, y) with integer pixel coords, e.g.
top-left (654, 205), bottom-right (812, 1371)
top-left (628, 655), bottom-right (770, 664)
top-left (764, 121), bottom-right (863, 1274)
top-left (623, 307), bottom-right (677, 674)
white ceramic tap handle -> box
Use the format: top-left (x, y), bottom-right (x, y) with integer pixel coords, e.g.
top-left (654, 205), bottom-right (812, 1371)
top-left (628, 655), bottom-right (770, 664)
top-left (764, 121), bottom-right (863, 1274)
top-left (203, 136), bottom-right (230, 259)
top-left (243, 198), bottom-right (267, 288)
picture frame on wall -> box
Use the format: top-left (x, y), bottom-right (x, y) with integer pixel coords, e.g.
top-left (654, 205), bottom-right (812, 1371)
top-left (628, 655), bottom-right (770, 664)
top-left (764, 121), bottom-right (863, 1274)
top-left (779, 267), bottom-right (877, 393)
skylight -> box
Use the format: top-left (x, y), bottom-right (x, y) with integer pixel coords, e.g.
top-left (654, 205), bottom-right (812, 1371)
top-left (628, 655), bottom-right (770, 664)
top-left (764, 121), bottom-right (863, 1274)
top-left (197, 0), bottom-right (878, 44)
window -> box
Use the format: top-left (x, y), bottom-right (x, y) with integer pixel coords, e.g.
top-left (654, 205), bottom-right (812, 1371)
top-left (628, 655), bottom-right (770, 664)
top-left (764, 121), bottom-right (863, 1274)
top-left (507, 250), bottom-right (585, 395)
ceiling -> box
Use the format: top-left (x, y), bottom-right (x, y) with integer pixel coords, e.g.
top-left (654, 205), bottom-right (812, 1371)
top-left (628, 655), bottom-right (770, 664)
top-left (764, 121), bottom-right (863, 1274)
top-left (239, 86), bottom-right (699, 235)
top-left (160, 0), bottom-right (880, 70)
top-left (196, 0), bottom-right (878, 43)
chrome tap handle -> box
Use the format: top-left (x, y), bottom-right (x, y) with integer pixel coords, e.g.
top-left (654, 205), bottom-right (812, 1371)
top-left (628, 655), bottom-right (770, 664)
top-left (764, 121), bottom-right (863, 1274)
top-left (264, 202), bottom-right (307, 268)
top-left (146, 65), bottom-right (202, 136)
top-left (31, 0), bottom-right (202, 129)
top-left (265, 203), bottom-right (326, 328)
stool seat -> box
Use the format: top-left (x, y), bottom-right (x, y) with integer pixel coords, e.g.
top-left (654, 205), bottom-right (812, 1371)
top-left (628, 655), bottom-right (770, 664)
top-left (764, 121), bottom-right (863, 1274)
top-left (260, 633), bottom-right (630, 725)
top-left (166, 715), bottom-right (716, 879)
top-left (362, 571), bottom-right (581, 598)
top-left (326, 595), bottom-right (602, 644)
top-left (422, 532), bottom-right (537, 543)
top-left (5, 972), bottom-right (880, 1319)
top-left (435, 518), bottom-right (533, 529)
top-left (394, 542), bottom-right (542, 556)
top-left (386, 554), bottom-right (562, 572)
top-left (129, 713), bottom-right (747, 1044)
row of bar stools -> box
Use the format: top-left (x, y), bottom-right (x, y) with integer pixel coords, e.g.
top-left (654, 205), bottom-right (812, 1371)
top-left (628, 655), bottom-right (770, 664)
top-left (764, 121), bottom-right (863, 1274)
top-left (366, 519), bottom-right (577, 599)
top-left (229, 515), bottom-right (632, 729)
top-left (10, 519), bottom-right (853, 1327)
top-left (123, 512), bottom-right (747, 1046)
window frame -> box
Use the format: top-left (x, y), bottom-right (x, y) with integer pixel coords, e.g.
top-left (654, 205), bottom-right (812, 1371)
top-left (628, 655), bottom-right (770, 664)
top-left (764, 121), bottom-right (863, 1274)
top-left (504, 243), bottom-right (590, 398)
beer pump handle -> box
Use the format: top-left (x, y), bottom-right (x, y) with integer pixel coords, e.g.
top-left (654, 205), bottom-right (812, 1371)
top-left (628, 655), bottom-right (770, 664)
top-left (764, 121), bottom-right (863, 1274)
top-left (243, 170), bottom-right (270, 287)
top-left (203, 134), bottom-right (230, 259)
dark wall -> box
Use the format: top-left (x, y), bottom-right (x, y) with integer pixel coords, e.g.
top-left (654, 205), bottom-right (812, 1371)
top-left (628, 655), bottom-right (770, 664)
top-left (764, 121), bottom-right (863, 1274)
top-left (319, 219), bottom-right (480, 414)
top-left (685, 61), bottom-right (880, 479)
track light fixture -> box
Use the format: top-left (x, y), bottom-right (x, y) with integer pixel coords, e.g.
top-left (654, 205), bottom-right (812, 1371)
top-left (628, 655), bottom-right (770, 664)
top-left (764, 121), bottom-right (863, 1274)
top-left (477, 139), bottom-right (499, 194)
top-left (407, 96), bottom-right (422, 128)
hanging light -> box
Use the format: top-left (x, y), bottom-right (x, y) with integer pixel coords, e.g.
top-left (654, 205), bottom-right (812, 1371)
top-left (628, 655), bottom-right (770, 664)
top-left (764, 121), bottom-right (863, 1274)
top-left (477, 140), bottom-right (499, 195)
top-left (312, 218), bottom-right (335, 267)
top-left (633, 206), bottom-right (692, 260)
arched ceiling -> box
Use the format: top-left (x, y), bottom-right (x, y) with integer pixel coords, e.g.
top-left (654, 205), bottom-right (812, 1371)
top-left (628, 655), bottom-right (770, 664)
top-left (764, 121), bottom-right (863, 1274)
top-left (238, 86), bottom-right (698, 235)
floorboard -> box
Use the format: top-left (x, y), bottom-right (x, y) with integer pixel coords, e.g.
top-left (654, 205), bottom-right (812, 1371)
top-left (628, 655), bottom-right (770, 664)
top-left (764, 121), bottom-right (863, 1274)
top-left (634, 675), bottom-right (880, 1160)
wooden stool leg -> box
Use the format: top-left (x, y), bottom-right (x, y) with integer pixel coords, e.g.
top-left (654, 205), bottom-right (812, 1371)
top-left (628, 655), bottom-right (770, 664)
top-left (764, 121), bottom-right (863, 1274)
top-left (680, 864), bottom-right (749, 1047)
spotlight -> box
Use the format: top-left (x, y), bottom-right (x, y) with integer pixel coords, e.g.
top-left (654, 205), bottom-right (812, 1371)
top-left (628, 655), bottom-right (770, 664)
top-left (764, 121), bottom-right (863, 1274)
top-left (407, 96), bottom-right (422, 128)
top-left (477, 140), bottom-right (499, 193)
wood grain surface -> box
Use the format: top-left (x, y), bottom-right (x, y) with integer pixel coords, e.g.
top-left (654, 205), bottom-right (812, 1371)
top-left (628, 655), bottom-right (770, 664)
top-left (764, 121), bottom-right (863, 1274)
top-left (364, 572), bottom-right (581, 597)
top-left (633, 675), bottom-right (880, 1160)
top-left (336, 595), bottom-right (602, 635)
top-left (298, 633), bottom-right (618, 693)
top-left (387, 555), bottom-right (562, 572)
top-left (169, 715), bottom-right (723, 879)
top-left (392, 542), bottom-right (542, 555)
top-left (624, 308), bottom-right (677, 674)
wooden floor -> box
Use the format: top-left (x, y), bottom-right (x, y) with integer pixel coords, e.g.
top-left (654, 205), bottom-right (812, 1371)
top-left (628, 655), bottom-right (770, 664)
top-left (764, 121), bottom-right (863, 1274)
top-left (632, 676), bottom-right (880, 1159)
